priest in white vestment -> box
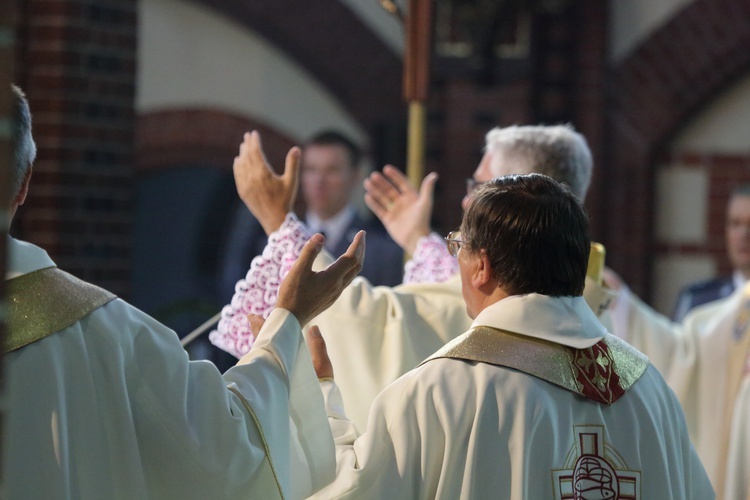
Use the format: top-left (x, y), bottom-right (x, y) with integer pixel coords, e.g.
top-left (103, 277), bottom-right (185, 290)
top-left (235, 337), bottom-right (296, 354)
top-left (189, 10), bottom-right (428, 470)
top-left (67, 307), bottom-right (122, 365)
top-left (303, 175), bottom-right (712, 498)
top-left (1, 86), bottom-right (366, 499)
top-left (212, 126), bottom-right (614, 431)
top-left (608, 280), bottom-right (750, 498)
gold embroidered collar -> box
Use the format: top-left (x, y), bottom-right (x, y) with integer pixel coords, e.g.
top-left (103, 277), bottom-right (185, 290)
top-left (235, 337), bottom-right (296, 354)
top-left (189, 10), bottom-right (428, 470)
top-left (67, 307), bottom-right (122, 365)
top-left (420, 326), bottom-right (649, 405)
top-left (4, 267), bottom-right (116, 354)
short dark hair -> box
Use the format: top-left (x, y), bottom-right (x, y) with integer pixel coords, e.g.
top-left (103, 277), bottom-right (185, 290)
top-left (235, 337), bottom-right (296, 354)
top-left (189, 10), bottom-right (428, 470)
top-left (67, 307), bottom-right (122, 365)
top-left (305, 130), bottom-right (362, 168)
top-left (461, 173), bottom-right (590, 296)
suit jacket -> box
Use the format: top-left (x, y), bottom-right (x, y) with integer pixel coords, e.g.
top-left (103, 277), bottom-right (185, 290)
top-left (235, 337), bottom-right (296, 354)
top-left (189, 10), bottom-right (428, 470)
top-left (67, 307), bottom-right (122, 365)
top-left (328, 212), bottom-right (404, 288)
top-left (218, 208), bottom-right (403, 303)
top-left (672, 276), bottom-right (735, 321)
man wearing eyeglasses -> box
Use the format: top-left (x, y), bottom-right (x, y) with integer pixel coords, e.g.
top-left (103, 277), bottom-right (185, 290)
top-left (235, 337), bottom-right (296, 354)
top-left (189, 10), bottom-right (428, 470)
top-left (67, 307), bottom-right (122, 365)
top-left (212, 125), bottom-right (614, 431)
top-left (295, 175), bottom-right (713, 498)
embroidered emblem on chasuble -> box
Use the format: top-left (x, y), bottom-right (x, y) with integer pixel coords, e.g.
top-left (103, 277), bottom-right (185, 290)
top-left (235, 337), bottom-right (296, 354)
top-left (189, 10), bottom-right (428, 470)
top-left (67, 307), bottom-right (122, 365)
top-left (421, 326), bottom-right (649, 405)
top-left (4, 267), bottom-right (116, 354)
top-left (552, 425), bottom-right (641, 500)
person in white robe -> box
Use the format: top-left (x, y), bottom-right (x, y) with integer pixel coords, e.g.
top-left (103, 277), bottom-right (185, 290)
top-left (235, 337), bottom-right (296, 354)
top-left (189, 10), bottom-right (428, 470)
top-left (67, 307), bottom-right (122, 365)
top-left (264, 174), bottom-right (713, 498)
top-left (212, 126), bottom-right (614, 431)
top-left (1, 85), bottom-right (365, 499)
top-left (607, 278), bottom-right (750, 499)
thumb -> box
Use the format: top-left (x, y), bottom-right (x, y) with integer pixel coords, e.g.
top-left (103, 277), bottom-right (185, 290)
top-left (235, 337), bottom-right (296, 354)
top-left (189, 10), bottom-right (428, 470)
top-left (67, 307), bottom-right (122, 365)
top-left (419, 172), bottom-right (438, 203)
top-left (283, 146), bottom-right (301, 189)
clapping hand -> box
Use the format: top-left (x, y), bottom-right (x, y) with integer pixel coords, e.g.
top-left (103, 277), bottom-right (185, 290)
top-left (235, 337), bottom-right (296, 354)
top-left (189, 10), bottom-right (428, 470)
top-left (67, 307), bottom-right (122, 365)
top-left (277, 231), bottom-right (366, 327)
top-left (364, 165), bottom-right (438, 254)
top-left (233, 131), bottom-right (300, 235)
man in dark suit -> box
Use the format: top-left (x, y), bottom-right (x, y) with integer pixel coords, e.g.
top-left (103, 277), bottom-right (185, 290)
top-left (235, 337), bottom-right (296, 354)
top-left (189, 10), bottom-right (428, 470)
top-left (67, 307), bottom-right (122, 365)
top-left (218, 130), bottom-right (403, 302)
top-left (672, 184), bottom-right (750, 320)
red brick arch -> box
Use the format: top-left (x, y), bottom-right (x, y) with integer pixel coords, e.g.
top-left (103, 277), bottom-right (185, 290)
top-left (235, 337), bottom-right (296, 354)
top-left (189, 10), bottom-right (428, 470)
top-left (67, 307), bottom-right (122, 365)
top-left (600, 0), bottom-right (750, 297)
top-left (136, 109), bottom-right (296, 174)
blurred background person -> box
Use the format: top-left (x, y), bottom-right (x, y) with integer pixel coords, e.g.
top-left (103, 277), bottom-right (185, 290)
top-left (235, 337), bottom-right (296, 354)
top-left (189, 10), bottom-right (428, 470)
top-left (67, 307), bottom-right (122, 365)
top-left (219, 129), bottom-right (403, 301)
top-left (672, 185), bottom-right (750, 321)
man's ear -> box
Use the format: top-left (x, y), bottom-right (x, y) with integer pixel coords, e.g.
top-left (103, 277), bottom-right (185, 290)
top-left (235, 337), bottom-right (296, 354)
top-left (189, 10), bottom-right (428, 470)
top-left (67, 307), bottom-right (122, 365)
top-left (471, 250), bottom-right (494, 290)
top-left (14, 166), bottom-right (32, 206)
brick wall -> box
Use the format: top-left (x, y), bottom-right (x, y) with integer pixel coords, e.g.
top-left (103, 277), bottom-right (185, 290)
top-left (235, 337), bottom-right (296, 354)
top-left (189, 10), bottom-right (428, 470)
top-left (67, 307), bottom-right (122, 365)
top-left (655, 152), bottom-right (750, 277)
top-left (427, 80), bottom-right (531, 234)
top-left (606, 0), bottom-right (750, 298)
top-left (14, 0), bottom-right (137, 297)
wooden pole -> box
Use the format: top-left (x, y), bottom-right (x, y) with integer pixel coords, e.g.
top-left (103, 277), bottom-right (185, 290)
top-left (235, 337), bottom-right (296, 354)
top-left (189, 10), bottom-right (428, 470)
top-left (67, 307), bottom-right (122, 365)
top-left (403, 0), bottom-right (433, 187)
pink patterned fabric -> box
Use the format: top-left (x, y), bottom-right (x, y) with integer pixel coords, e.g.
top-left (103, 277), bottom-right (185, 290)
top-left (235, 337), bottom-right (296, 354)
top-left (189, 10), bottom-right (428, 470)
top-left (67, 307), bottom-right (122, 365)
top-left (403, 232), bottom-right (458, 284)
top-left (209, 213), bottom-right (311, 358)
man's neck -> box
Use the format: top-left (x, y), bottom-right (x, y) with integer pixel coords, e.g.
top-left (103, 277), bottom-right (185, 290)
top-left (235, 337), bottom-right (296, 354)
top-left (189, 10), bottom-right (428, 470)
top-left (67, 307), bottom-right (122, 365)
top-left (306, 205), bottom-right (356, 250)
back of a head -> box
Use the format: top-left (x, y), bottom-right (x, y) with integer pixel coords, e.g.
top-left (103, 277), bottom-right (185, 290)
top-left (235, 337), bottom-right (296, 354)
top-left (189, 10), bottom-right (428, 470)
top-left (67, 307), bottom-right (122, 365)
top-left (305, 129), bottom-right (362, 169)
top-left (10, 85), bottom-right (37, 198)
top-left (485, 125), bottom-right (592, 200)
top-left (461, 173), bottom-right (589, 296)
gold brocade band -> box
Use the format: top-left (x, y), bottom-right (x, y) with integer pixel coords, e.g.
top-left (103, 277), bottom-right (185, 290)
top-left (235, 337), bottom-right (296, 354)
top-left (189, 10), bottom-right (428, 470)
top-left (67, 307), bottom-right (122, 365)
top-left (420, 326), bottom-right (649, 404)
top-left (4, 267), bottom-right (116, 354)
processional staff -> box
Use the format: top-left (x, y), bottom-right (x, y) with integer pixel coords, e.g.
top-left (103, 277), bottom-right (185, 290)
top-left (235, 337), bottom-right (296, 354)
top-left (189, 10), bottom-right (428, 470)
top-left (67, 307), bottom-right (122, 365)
top-left (401, 0), bottom-right (433, 188)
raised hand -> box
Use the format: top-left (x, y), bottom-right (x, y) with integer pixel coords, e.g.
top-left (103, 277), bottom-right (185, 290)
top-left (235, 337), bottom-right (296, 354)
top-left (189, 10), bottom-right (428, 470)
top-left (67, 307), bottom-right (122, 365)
top-left (277, 231), bottom-right (366, 327)
top-left (364, 165), bottom-right (438, 254)
top-left (233, 131), bottom-right (300, 235)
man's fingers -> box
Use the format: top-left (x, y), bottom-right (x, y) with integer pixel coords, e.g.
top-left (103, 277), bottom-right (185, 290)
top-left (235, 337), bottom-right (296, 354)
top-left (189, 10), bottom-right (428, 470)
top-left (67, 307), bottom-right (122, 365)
top-left (307, 325), bottom-right (334, 379)
top-left (364, 193), bottom-right (388, 220)
top-left (363, 178), bottom-right (391, 211)
top-left (418, 172), bottom-right (439, 202)
top-left (383, 165), bottom-right (414, 194)
top-left (248, 130), bottom-right (274, 174)
top-left (344, 230), bottom-right (366, 266)
top-left (322, 230), bottom-right (365, 286)
top-left (365, 175), bottom-right (401, 213)
top-left (368, 172), bottom-right (400, 199)
top-left (282, 146), bottom-right (301, 190)
top-left (291, 233), bottom-right (326, 276)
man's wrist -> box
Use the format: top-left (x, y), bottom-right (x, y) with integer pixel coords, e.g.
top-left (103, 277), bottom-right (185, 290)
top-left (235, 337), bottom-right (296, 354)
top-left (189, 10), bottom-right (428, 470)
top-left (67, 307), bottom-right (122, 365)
top-left (259, 211), bottom-right (288, 236)
top-left (404, 228), bottom-right (431, 255)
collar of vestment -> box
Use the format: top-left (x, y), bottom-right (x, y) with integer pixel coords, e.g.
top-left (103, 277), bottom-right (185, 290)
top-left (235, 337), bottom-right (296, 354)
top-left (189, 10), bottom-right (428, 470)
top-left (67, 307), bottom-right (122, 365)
top-left (421, 295), bottom-right (649, 405)
top-left (4, 238), bottom-right (116, 354)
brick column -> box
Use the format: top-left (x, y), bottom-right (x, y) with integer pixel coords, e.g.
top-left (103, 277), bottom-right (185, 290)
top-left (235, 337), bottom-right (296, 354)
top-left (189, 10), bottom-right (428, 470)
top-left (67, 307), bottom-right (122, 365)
top-left (15, 0), bottom-right (137, 297)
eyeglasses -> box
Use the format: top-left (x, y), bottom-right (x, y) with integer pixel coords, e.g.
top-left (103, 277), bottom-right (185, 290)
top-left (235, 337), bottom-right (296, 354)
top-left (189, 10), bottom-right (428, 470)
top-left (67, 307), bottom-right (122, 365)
top-left (466, 178), bottom-right (488, 197)
top-left (444, 231), bottom-right (464, 258)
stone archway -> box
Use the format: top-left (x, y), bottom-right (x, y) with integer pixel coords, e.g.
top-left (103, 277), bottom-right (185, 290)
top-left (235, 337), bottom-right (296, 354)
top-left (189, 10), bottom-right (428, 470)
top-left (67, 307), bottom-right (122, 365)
top-left (190, 0), bottom-right (405, 134)
top-left (602, 0), bottom-right (750, 297)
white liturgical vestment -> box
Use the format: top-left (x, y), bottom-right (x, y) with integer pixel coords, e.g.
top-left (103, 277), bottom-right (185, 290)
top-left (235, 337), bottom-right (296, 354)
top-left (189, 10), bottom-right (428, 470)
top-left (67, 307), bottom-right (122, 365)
top-left (1, 238), bottom-right (334, 499)
top-left (610, 285), bottom-right (750, 498)
top-left (308, 251), bottom-right (615, 431)
top-left (309, 294), bottom-right (713, 499)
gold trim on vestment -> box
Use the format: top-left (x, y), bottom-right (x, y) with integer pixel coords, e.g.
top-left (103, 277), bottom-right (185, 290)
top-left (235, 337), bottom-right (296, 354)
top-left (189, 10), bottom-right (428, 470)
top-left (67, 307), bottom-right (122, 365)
top-left (228, 386), bottom-right (285, 500)
top-left (4, 267), bottom-right (116, 354)
top-left (420, 326), bottom-right (648, 403)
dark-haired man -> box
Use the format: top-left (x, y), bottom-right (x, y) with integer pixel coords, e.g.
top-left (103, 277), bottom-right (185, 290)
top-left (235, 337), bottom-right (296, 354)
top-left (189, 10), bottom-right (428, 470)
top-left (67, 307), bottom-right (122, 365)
top-left (211, 125), bottom-right (615, 429)
top-left (219, 129), bottom-right (402, 299)
top-left (305, 175), bottom-right (711, 497)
